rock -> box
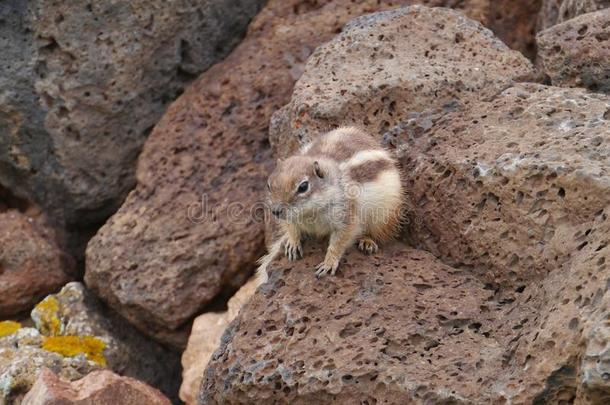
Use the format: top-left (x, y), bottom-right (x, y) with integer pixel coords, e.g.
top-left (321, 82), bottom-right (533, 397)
top-left (200, 83), bottom-right (610, 403)
top-left (0, 210), bottom-right (71, 317)
top-left (22, 368), bottom-right (170, 405)
top-left (537, 0), bottom-right (610, 31)
top-left (396, 82), bottom-right (610, 401)
top-left (0, 327), bottom-right (100, 405)
top-left (397, 83), bottom-right (610, 287)
top-left (0, 0), bottom-right (265, 229)
top-left (180, 277), bottom-right (258, 405)
top-left (269, 6), bottom-right (536, 159)
top-left (537, 9), bottom-right (610, 93)
top-left (30, 282), bottom-right (181, 401)
top-left (200, 244), bottom-right (508, 403)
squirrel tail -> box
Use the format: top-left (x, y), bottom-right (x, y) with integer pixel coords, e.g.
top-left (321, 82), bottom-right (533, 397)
top-left (256, 233), bottom-right (288, 286)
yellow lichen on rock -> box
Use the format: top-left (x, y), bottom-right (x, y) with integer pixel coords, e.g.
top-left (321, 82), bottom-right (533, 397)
top-left (33, 296), bottom-right (62, 336)
top-left (0, 320), bottom-right (21, 337)
top-left (42, 335), bottom-right (107, 365)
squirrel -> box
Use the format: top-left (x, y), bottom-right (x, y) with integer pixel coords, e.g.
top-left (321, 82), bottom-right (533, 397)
top-left (257, 126), bottom-right (404, 284)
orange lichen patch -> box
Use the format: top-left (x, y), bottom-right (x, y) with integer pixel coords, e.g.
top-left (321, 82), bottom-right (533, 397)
top-left (42, 335), bottom-right (107, 365)
top-left (0, 320), bottom-right (21, 337)
top-left (33, 296), bottom-right (62, 336)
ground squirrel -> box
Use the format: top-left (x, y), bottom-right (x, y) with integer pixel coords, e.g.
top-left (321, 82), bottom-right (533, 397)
top-left (257, 127), bottom-right (404, 283)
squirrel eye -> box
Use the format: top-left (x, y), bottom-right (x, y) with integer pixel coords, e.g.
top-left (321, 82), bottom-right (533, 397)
top-left (297, 181), bottom-right (309, 194)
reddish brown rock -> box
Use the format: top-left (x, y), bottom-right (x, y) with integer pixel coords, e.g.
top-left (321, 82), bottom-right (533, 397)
top-left (0, 210), bottom-right (71, 317)
top-left (270, 5), bottom-right (536, 159)
top-left (199, 83), bottom-right (610, 403)
top-left (397, 83), bottom-right (610, 402)
top-left (201, 244), bottom-right (512, 403)
top-left (86, 0), bottom-right (504, 343)
top-left (397, 83), bottom-right (610, 288)
top-left (537, 8), bottom-right (610, 93)
top-left (537, 0), bottom-right (610, 31)
top-left (21, 368), bottom-right (170, 405)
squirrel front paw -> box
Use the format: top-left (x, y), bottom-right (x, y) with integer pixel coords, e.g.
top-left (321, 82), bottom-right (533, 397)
top-left (315, 258), bottom-right (339, 278)
top-left (284, 239), bottom-right (302, 261)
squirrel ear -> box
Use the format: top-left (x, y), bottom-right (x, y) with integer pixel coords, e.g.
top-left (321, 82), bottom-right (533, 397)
top-left (314, 161), bottom-right (324, 178)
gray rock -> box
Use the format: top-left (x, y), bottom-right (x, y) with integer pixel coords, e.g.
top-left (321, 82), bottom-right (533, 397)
top-left (0, 328), bottom-right (99, 405)
top-left (0, 0), bottom-right (265, 228)
top-left (30, 282), bottom-right (181, 402)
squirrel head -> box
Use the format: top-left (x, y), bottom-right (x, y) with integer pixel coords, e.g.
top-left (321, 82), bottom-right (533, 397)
top-left (266, 156), bottom-right (336, 222)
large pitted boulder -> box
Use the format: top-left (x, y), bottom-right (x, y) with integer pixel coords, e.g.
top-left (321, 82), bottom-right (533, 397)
top-left (30, 282), bottom-right (181, 401)
top-left (537, 9), bottom-right (610, 93)
top-left (392, 82), bottom-right (610, 401)
top-left (201, 245), bottom-right (510, 403)
top-left (0, 210), bottom-right (71, 317)
top-left (270, 6), bottom-right (536, 158)
top-left (200, 83), bottom-right (610, 403)
top-left (22, 368), bottom-right (170, 405)
top-left (0, 0), bottom-right (264, 229)
top-left (84, 0), bottom-right (487, 344)
top-left (537, 0), bottom-right (610, 31)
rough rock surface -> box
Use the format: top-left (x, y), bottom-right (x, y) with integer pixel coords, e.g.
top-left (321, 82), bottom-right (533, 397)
top-left (537, 9), bottom-right (610, 93)
top-left (199, 85), bottom-right (610, 402)
top-left (0, 327), bottom-right (99, 405)
top-left (200, 244), bottom-right (523, 403)
top-left (22, 368), bottom-right (170, 405)
top-left (180, 277), bottom-right (258, 405)
top-left (537, 0), bottom-right (610, 31)
top-left (396, 83), bottom-right (610, 402)
top-left (270, 6), bottom-right (536, 159)
top-left (0, 210), bottom-right (70, 317)
top-left (397, 83), bottom-right (610, 287)
top-left (30, 282), bottom-right (181, 401)
top-left (0, 0), bottom-right (264, 229)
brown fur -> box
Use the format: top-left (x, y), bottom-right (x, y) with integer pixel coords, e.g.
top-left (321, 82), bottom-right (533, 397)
top-left (348, 159), bottom-right (394, 183)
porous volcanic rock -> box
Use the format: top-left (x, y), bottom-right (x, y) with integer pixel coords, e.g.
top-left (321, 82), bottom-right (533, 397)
top-left (30, 282), bottom-right (181, 401)
top-left (0, 327), bottom-right (100, 405)
top-left (0, 0), bottom-right (264, 229)
top-left (180, 277), bottom-right (258, 405)
top-left (396, 82), bottom-right (610, 401)
top-left (537, 0), bottom-right (610, 31)
top-left (537, 9), bottom-right (610, 93)
top-left (200, 83), bottom-right (610, 403)
top-left (270, 6), bottom-right (536, 159)
top-left (85, 0), bottom-right (488, 343)
top-left (22, 368), bottom-right (170, 405)
top-left (0, 210), bottom-right (71, 317)
top-left (397, 83), bottom-right (610, 287)
top-left (200, 244), bottom-right (510, 403)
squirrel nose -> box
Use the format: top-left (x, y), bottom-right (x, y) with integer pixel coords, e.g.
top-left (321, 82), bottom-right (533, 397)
top-left (271, 205), bottom-right (284, 218)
